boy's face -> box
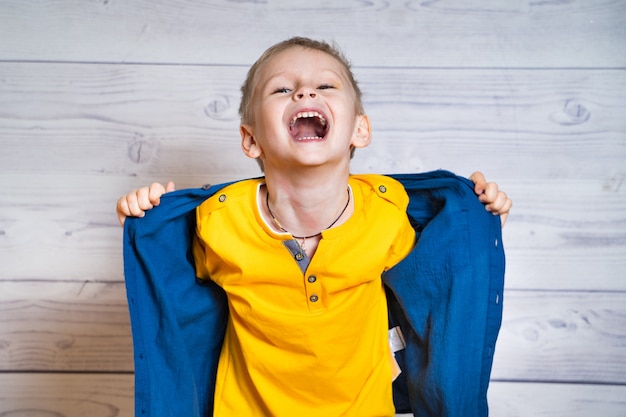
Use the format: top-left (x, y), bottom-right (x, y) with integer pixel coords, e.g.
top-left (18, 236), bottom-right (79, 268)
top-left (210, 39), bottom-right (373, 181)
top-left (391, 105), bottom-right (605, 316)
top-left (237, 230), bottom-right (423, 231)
top-left (240, 46), bottom-right (371, 171)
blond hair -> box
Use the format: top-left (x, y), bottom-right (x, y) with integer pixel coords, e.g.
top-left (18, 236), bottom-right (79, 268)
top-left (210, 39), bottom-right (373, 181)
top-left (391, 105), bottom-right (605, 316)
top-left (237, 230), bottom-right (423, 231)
top-left (239, 37), bottom-right (364, 124)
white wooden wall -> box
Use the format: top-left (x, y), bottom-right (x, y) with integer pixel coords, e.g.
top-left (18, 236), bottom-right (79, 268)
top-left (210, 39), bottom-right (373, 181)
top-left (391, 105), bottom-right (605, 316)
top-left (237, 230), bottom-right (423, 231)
top-left (1, 1), bottom-right (625, 415)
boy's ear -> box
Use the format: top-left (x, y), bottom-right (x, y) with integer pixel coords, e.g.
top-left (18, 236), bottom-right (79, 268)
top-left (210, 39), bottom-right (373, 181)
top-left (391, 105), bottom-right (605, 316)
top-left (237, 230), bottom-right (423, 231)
top-left (241, 124), bottom-right (262, 159)
top-left (351, 114), bottom-right (372, 149)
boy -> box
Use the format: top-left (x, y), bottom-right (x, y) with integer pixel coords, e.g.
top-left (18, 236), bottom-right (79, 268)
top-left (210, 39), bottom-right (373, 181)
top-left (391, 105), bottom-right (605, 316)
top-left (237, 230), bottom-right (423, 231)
top-left (118, 37), bottom-right (511, 417)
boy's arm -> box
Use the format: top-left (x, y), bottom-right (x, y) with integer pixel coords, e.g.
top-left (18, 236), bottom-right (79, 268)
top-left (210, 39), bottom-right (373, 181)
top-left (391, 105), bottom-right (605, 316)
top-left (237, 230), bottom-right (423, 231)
top-left (116, 181), bottom-right (176, 226)
top-left (469, 171), bottom-right (512, 226)
top-left (114, 173), bottom-right (512, 227)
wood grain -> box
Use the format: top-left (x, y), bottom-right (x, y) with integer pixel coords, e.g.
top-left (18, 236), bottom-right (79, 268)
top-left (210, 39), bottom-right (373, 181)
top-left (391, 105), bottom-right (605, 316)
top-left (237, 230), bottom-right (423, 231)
top-left (1, 173), bottom-right (624, 290)
top-left (488, 381), bottom-right (626, 417)
top-left (0, 0), bottom-right (624, 68)
top-left (1, 63), bottom-right (623, 179)
top-left (1, 374), bottom-right (624, 417)
top-left (0, 281), bottom-right (132, 372)
top-left (2, 62), bottom-right (623, 288)
top-left (492, 290), bottom-right (626, 384)
top-left (501, 179), bottom-right (626, 291)
top-left (2, 280), bottom-right (626, 386)
top-left (0, 373), bottom-right (134, 416)
top-left (1, 0), bottom-right (625, 413)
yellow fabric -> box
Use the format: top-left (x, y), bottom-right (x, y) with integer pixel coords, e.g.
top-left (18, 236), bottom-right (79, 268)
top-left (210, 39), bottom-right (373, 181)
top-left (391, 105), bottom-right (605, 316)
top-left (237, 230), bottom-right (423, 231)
top-left (193, 174), bottom-right (415, 417)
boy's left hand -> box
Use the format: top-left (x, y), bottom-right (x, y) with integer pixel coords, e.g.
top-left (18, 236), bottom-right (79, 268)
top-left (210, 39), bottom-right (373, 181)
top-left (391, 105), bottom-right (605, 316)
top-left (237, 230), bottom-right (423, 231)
top-left (469, 172), bottom-right (513, 227)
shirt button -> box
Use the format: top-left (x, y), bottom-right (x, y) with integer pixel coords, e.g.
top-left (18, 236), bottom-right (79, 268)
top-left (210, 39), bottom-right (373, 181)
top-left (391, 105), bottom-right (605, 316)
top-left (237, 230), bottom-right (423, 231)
top-left (295, 252), bottom-right (304, 261)
top-left (310, 295), bottom-right (319, 302)
top-left (308, 275), bottom-right (317, 283)
top-left (218, 194), bottom-right (227, 202)
top-left (379, 185), bottom-right (387, 193)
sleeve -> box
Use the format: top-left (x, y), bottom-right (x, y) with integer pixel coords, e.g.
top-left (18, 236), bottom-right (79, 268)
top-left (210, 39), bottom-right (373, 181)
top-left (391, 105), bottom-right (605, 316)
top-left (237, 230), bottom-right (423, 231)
top-left (385, 211), bottom-right (417, 271)
top-left (380, 177), bottom-right (416, 271)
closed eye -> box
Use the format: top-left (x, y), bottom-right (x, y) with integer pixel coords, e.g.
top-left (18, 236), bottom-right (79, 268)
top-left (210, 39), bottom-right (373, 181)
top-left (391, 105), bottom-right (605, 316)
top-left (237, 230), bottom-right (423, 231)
top-left (318, 84), bottom-right (334, 90)
top-left (272, 87), bottom-right (291, 94)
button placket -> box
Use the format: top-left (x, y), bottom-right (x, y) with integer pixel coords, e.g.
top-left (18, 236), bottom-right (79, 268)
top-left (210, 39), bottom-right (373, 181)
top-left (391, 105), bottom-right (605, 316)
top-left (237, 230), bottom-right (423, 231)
top-left (306, 274), bottom-right (322, 307)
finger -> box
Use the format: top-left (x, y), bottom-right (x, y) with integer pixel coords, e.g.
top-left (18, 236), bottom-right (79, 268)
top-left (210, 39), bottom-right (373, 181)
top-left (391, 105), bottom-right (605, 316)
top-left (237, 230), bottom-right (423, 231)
top-left (485, 192), bottom-right (513, 227)
top-left (116, 197), bottom-right (129, 227)
top-left (136, 187), bottom-right (155, 211)
top-left (148, 183), bottom-right (167, 206)
top-left (469, 171), bottom-right (487, 195)
top-left (486, 191), bottom-right (511, 213)
top-left (497, 195), bottom-right (513, 216)
top-left (500, 212), bottom-right (509, 227)
top-left (479, 182), bottom-right (499, 204)
top-left (119, 193), bottom-right (147, 225)
top-left (165, 181), bottom-right (176, 193)
top-left (503, 196), bottom-right (513, 213)
top-left (497, 196), bottom-right (513, 227)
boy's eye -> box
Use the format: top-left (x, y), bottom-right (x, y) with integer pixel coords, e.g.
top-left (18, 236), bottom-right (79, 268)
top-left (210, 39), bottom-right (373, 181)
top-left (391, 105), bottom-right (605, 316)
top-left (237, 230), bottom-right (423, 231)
top-left (272, 87), bottom-right (291, 94)
top-left (318, 84), bottom-right (334, 90)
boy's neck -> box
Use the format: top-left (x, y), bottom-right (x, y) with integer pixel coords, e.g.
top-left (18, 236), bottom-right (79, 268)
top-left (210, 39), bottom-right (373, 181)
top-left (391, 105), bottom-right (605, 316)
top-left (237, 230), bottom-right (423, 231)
top-left (262, 164), bottom-right (353, 239)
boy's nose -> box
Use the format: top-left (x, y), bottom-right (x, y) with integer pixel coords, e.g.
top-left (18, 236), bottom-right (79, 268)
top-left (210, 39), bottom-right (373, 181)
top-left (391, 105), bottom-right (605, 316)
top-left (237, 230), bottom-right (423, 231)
top-left (295, 88), bottom-right (316, 99)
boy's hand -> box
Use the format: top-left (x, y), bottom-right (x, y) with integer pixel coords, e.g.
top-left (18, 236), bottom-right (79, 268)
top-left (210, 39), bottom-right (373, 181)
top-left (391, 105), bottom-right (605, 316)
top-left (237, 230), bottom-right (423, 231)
top-left (469, 172), bottom-right (512, 227)
top-left (116, 181), bottom-right (176, 226)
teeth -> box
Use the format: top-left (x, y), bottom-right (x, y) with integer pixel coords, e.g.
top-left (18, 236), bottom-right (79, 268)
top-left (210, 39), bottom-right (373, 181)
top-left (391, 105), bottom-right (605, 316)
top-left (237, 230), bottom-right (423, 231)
top-left (290, 111), bottom-right (326, 126)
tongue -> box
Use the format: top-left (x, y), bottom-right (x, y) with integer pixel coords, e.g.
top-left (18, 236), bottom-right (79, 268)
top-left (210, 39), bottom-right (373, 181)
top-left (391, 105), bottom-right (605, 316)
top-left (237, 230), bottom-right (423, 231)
top-left (290, 118), bottom-right (324, 140)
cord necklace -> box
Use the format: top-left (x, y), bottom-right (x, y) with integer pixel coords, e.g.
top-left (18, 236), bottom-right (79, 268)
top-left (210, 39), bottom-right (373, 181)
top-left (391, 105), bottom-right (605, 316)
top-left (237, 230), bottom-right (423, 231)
top-left (266, 188), bottom-right (350, 252)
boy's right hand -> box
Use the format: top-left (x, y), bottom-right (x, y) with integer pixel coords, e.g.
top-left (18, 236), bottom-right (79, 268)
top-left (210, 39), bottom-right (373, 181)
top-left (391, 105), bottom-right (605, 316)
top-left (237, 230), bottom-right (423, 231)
top-left (116, 181), bottom-right (175, 226)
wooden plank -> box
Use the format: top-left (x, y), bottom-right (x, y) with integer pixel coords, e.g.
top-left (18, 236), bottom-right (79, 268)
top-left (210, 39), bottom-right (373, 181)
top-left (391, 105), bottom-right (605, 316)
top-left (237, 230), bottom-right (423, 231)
top-left (0, 377), bottom-right (624, 417)
top-left (500, 179), bottom-right (626, 291)
top-left (2, 62), bottom-right (623, 287)
top-left (0, 63), bottom-right (626, 290)
top-left (0, 0), bottom-right (624, 68)
top-left (492, 290), bottom-right (626, 384)
top-left (1, 280), bottom-right (626, 386)
top-left (353, 67), bottom-right (626, 180)
top-left (0, 281), bottom-right (133, 372)
top-left (0, 373), bottom-right (134, 416)
top-left (0, 173), bottom-right (127, 282)
top-left (0, 172), bottom-right (250, 283)
top-left (488, 381), bottom-right (626, 417)
top-left (0, 3), bottom-right (623, 416)
top-left (1, 63), bottom-right (624, 180)
top-left (0, 62), bottom-right (251, 180)
top-left (2, 173), bottom-right (624, 290)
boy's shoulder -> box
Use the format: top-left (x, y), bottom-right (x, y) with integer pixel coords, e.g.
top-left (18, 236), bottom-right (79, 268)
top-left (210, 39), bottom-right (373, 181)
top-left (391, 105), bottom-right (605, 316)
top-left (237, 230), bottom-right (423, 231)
top-left (349, 174), bottom-right (409, 210)
top-left (196, 177), bottom-right (263, 216)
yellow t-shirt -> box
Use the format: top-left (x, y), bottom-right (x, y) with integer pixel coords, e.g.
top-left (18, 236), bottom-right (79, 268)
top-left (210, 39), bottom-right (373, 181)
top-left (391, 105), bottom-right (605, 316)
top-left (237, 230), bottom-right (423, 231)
top-left (193, 174), bottom-right (415, 417)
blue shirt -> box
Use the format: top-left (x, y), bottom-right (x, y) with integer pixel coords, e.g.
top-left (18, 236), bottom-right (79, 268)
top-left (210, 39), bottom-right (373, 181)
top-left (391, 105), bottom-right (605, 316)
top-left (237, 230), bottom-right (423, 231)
top-left (123, 170), bottom-right (505, 417)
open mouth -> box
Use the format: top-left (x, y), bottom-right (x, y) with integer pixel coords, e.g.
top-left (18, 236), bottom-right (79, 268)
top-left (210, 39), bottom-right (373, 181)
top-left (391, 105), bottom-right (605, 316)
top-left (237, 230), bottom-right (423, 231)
top-left (288, 111), bottom-right (329, 141)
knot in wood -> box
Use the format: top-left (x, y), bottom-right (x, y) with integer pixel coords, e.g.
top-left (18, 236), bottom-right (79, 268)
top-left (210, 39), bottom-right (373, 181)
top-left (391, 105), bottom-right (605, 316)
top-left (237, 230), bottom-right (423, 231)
top-left (128, 139), bottom-right (155, 164)
top-left (550, 98), bottom-right (591, 126)
top-left (204, 95), bottom-right (236, 120)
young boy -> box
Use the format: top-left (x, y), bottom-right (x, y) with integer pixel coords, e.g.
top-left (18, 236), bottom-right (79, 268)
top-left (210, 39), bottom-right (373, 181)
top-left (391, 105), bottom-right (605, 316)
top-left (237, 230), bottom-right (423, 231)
top-left (118, 37), bottom-right (511, 417)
